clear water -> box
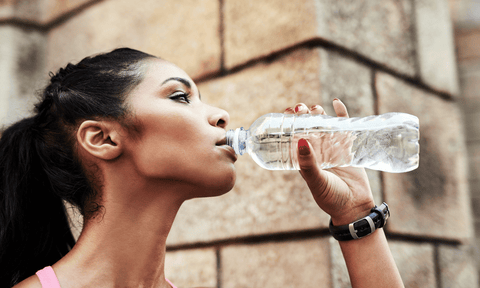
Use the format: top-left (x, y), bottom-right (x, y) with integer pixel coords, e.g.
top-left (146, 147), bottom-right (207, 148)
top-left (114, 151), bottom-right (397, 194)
top-left (228, 113), bottom-right (419, 173)
top-left (248, 125), bottom-right (419, 172)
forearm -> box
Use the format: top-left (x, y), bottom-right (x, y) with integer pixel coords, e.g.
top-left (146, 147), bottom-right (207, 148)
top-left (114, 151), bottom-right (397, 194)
top-left (338, 228), bottom-right (404, 288)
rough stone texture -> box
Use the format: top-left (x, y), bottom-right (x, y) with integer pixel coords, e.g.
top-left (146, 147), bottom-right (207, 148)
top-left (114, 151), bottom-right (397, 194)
top-left (41, 0), bottom-right (96, 23)
top-left (439, 244), bottom-right (479, 288)
top-left (450, 0), bottom-right (480, 28)
top-left (329, 237), bottom-right (351, 288)
top-left (389, 241), bottom-right (436, 288)
top-left (0, 0), bottom-right (105, 24)
top-left (330, 238), bottom-right (437, 288)
top-left (220, 238), bottom-right (331, 288)
top-left (224, 0), bottom-right (416, 77)
top-left (0, 0), bottom-right (41, 22)
top-left (330, 238), bottom-right (438, 288)
top-left (0, 26), bottom-right (47, 127)
top-left (467, 143), bottom-right (480, 180)
top-left (456, 28), bottom-right (480, 62)
top-left (165, 248), bottom-right (217, 288)
top-left (415, 0), bottom-right (459, 96)
top-left (46, 0), bottom-right (221, 80)
top-left (376, 72), bottom-right (473, 241)
top-left (318, 50), bottom-right (374, 117)
top-left (458, 59), bottom-right (480, 113)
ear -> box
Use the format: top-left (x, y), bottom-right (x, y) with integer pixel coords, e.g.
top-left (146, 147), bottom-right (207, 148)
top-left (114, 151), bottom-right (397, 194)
top-left (77, 120), bottom-right (123, 160)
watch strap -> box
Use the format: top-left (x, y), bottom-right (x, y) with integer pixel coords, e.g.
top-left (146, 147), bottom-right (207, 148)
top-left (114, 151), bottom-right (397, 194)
top-left (329, 202), bottom-right (390, 241)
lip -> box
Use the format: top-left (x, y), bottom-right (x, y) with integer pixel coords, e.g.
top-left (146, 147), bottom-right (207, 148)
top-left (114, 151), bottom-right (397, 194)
top-left (217, 144), bottom-right (237, 162)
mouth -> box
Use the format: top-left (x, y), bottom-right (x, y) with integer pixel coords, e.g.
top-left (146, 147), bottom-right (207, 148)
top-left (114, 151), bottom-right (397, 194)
top-left (216, 137), bottom-right (227, 146)
top-left (216, 137), bottom-right (237, 162)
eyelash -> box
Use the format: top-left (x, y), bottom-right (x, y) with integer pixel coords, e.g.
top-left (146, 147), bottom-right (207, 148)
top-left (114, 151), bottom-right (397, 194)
top-left (169, 92), bottom-right (191, 104)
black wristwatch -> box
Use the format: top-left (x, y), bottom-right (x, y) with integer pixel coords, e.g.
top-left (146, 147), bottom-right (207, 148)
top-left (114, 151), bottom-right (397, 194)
top-left (329, 202), bottom-right (390, 241)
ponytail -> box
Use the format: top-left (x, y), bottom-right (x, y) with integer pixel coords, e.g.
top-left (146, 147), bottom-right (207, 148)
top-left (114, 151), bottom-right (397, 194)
top-left (0, 116), bottom-right (75, 287)
top-left (0, 47), bottom-right (155, 286)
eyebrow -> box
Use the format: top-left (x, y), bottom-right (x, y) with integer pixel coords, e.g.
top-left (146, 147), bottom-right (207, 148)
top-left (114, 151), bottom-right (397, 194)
top-left (161, 77), bottom-right (202, 100)
top-left (161, 77), bottom-right (191, 89)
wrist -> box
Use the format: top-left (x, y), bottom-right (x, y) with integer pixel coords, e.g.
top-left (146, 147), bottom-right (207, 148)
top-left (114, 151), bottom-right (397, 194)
top-left (329, 202), bottom-right (390, 241)
top-left (330, 201), bottom-right (376, 226)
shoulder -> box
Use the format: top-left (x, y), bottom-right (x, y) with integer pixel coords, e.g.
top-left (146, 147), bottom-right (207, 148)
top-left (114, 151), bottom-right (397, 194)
top-left (12, 274), bottom-right (42, 288)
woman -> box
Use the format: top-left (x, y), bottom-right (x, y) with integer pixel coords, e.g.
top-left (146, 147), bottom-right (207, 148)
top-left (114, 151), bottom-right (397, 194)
top-left (0, 48), bottom-right (404, 287)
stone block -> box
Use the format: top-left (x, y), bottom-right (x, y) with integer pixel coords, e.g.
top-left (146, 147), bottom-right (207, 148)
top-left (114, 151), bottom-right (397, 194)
top-left (465, 112), bottom-right (480, 142)
top-left (329, 237), bottom-right (350, 288)
top-left (467, 142), bottom-right (480, 180)
top-left (456, 28), bottom-right (480, 62)
top-left (458, 60), bottom-right (480, 113)
top-left (0, 0), bottom-right (15, 20)
top-left (224, 0), bottom-right (416, 77)
top-left (450, 0), bottom-right (480, 29)
top-left (415, 0), bottom-right (459, 96)
top-left (0, 0), bottom-right (96, 24)
top-left (220, 238), bottom-right (331, 288)
top-left (41, 0), bottom-right (95, 23)
top-left (0, 0), bottom-right (41, 22)
top-left (0, 26), bottom-right (47, 127)
top-left (376, 72), bottom-right (473, 241)
top-left (389, 241), bottom-right (436, 288)
top-left (318, 49), bottom-right (374, 117)
top-left (439, 244), bottom-right (479, 288)
top-left (46, 0), bottom-right (221, 80)
top-left (331, 239), bottom-right (438, 288)
top-left (165, 248), bottom-right (217, 288)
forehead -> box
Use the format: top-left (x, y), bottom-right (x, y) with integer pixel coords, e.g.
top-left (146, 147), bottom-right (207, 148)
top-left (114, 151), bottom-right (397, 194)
top-left (142, 59), bottom-right (192, 85)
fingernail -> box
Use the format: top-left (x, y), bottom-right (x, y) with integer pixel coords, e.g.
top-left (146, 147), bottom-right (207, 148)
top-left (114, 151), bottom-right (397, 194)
top-left (298, 138), bottom-right (310, 155)
top-left (333, 98), bottom-right (341, 103)
top-left (311, 105), bottom-right (319, 110)
top-left (285, 107), bottom-right (294, 113)
top-left (295, 105), bottom-right (303, 113)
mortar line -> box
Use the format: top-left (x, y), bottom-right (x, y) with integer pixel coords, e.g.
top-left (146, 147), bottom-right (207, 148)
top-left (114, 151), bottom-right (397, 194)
top-left (0, 0), bottom-right (106, 32)
top-left (434, 244), bottom-right (442, 288)
top-left (166, 228), bottom-right (331, 252)
top-left (195, 38), bottom-right (455, 102)
top-left (216, 247), bottom-right (222, 288)
top-left (219, 0), bottom-right (226, 75)
top-left (165, 227), bottom-right (463, 252)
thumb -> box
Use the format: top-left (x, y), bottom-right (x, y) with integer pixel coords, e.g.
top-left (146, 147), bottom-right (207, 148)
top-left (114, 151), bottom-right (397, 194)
top-left (297, 138), bottom-right (328, 192)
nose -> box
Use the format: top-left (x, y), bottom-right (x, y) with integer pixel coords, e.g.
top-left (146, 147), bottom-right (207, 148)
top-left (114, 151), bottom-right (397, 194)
top-left (208, 105), bottom-right (230, 129)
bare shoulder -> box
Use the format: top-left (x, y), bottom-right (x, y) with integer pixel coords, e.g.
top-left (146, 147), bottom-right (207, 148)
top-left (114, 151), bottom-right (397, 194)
top-left (12, 274), bottom-right (42, 288)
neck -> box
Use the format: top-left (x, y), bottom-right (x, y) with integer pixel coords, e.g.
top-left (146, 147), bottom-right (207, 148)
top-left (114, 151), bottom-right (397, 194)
top-left (54, 177), bottom-right (185, 288)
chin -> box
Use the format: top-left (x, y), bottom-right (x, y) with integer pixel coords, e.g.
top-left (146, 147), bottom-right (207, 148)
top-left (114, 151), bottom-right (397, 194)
top-left (189, 169), bottom-right (236, 199)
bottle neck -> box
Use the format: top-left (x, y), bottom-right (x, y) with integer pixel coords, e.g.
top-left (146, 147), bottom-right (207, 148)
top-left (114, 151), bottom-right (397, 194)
top-left (226, 128), bottom-right (248, 155)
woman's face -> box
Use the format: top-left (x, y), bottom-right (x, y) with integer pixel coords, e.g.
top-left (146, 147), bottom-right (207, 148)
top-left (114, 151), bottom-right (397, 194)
top-left (123, 59), bottom-right (237, 197)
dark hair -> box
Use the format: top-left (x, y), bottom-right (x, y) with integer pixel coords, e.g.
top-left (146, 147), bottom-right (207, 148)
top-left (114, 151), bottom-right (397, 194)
top-left (0, 48), bottom-right (155, 286)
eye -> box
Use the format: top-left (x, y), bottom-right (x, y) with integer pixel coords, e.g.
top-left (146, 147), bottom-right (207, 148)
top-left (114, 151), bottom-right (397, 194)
top-left (169, 92), bottom-right (191, 104)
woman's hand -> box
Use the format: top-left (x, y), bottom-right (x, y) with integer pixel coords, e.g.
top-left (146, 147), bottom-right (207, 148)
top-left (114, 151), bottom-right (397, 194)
top-left (284, 100), bottom-right (375, 226)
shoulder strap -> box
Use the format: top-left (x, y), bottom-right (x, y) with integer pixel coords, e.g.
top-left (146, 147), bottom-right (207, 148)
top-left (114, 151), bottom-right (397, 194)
top-left (166, 278), bottom-right (177, 288)
top-left (36, 266), bottom-right (62, 288)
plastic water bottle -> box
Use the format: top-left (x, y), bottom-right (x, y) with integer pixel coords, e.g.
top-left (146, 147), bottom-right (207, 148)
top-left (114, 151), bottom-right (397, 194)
top-left (226, 112), bottom-right (419, 173)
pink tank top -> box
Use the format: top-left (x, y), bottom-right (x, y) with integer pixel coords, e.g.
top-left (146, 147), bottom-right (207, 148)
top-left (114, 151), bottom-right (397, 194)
top-left (36, 266), bottom-right (177, 288)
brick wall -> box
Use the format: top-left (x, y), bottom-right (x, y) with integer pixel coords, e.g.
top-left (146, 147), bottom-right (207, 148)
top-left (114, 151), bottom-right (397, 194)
top-left (451, 0), bottom-right (480, 285)
top-left (1, 0), bottom-right (478, 287)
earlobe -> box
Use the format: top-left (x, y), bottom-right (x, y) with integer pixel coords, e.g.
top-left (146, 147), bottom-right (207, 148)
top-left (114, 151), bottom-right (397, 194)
top-left (77, 120), bottom-right (123, 160)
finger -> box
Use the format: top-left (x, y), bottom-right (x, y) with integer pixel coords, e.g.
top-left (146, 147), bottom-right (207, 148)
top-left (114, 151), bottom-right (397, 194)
top-left (333, 98), bottom-right (349, 118)
top-left (294, 103), bottom-right (310, 114)
top-left (310, 105), bottom-right (326, 115)
top-left (284, 107), bottom-right (295, 114)
top-left (297, 138), bottom-right (329, 193)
